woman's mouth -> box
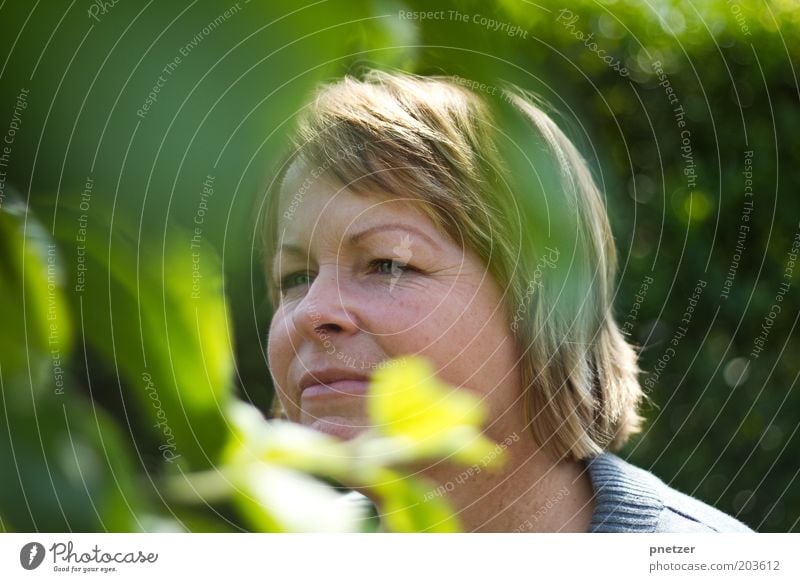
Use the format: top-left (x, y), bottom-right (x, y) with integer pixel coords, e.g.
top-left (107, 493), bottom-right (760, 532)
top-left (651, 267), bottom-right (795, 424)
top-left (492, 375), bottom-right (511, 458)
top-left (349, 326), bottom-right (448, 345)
top-left (300, 379), bottom-right (370, 400)
top-left (296, 369), bottom-right (373, 439)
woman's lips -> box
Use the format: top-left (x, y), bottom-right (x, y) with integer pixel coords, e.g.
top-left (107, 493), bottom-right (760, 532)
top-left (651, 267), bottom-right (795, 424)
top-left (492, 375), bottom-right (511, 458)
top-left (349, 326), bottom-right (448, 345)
top-left (309, 416), bottom-right (365, 440)
top-left (300, 380), bottom-right (370, 440)
top-left (300, 379), bottom-right (370, 400)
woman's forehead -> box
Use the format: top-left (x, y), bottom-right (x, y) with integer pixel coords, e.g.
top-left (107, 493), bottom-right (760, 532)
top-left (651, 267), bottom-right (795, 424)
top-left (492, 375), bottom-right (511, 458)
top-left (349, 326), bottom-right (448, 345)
top-left (278, 174), bottom-right (442, 246)
top-left (281, 157), bottom-right (435, 218)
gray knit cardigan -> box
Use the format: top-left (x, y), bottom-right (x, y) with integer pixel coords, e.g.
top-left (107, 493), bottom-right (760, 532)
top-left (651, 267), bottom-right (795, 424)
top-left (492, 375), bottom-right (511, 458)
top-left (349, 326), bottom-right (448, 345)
top-left (586, 452), bottom-right (753, 532)
top-left (345, 452), bottom-right (755, 532)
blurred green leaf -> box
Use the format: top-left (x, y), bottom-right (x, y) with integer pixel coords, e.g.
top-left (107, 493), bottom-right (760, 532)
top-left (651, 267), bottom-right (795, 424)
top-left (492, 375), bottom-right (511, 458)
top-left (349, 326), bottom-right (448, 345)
top-left (0, 195), bottom-right (71, 389)
top-left (0, 200), bottom-right (145, 531)
top-left (52, 205), bottom-right (233, 471)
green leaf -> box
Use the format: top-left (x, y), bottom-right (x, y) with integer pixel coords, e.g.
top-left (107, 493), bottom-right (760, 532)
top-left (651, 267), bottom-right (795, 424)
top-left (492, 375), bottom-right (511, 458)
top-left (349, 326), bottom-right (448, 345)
top-left (0, 195), bottom-right (71, 391)
top-left (52, 205), bottom-right (233, 470)
top-left (368, 468), bottom-right (461, 533)
top-left (0, 198), bottom-right (146, 531)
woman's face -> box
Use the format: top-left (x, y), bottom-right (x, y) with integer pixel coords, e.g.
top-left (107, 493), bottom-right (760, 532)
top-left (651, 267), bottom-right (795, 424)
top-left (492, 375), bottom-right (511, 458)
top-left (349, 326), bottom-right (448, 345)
top-left (267, 160), bottom-right (524, 442)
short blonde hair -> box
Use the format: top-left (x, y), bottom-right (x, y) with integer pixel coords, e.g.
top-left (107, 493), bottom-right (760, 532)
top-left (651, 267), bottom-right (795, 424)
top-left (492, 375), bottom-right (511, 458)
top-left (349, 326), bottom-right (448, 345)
top-left (263, 70), bottom-right (643, 460)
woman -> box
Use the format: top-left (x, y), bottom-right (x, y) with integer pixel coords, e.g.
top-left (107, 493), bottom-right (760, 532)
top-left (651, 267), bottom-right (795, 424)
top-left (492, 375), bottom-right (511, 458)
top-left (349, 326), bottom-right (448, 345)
top-left (262, 70), bottom-right (752, 533)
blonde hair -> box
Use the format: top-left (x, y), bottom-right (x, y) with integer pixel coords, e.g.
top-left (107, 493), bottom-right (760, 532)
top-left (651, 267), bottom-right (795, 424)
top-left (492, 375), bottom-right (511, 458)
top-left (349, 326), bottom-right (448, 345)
top-left (263, 70), bottom-right (643, 460)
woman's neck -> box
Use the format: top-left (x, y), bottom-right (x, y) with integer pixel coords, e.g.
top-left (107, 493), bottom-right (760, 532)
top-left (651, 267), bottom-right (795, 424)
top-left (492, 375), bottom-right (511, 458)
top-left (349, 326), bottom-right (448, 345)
top-left (450, 443), bottom-right (597, 532)
top-left (380, 436), bottom-right (597, 533)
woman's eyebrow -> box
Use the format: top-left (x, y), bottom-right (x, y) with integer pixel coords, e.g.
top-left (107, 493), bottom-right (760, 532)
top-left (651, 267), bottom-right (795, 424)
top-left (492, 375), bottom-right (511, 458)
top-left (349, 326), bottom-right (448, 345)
top-left (347, 222), bottom-right (442, 250)
top-left (275, 243), bottom-right (306, 257)
top-left (271, 244), bottom-right (307, 281)
top-left (273, 223), bottom-right (442, 262)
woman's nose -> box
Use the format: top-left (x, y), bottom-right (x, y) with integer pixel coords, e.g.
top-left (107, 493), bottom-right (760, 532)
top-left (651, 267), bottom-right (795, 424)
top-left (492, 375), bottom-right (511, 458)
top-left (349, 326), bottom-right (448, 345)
top-left (292, 266), bottom-right (357, 343)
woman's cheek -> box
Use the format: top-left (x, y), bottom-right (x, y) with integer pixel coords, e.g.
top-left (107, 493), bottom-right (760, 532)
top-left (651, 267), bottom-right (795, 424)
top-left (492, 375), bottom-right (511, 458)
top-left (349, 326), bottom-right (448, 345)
top-left (267, 310), bottom-right (295, 405)
top-left (367, 295), bottom-right (431, 337)
top-left (375, 299), bottom-right (458, 356)
top-left (382, 276), bottom-right (455, 322)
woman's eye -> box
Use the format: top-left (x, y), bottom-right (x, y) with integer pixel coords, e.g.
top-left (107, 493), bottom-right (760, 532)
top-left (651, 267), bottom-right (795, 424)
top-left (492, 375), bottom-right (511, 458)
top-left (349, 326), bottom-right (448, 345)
top-left (279, 272), bottom-right (313, 292)
top-left (370, 259), bottom-right (409, 274)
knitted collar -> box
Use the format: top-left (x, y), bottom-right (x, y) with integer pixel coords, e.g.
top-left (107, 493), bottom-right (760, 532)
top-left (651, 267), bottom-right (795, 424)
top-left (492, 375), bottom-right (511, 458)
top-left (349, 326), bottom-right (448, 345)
top-left (585, 452), bottom-right (663, 532)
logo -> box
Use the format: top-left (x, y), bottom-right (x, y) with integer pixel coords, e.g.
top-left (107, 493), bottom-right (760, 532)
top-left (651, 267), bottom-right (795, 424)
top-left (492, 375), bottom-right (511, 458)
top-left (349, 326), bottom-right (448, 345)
top-left (389, 235), bottom-right (413, 292)
top-left (20, 542), bottom-right (45, 570)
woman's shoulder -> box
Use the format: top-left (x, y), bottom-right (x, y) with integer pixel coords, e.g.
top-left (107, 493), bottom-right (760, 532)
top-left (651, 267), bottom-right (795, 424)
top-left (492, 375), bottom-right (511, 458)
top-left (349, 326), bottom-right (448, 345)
top-left (585, 452), bottom-right (754, 533)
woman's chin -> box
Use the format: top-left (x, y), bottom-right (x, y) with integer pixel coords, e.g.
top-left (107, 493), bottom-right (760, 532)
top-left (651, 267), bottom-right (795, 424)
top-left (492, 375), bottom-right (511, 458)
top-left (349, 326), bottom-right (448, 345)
top-left (308, 416), bottom-right (368, 441)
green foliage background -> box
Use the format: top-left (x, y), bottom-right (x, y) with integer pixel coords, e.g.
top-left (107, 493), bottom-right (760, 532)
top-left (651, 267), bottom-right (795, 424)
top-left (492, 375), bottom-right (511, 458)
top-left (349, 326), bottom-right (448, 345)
top-left (0, 0), bottom-right (797, 531)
